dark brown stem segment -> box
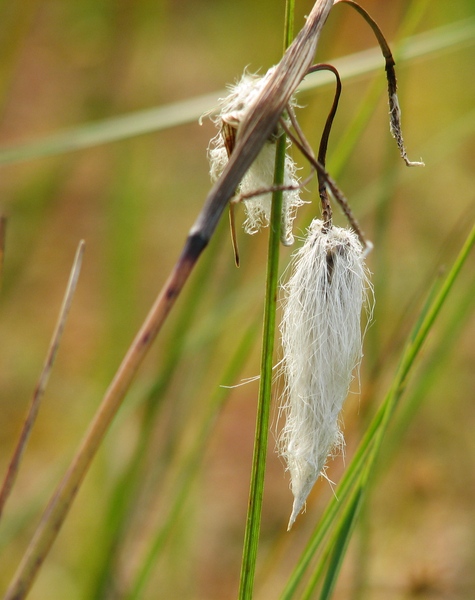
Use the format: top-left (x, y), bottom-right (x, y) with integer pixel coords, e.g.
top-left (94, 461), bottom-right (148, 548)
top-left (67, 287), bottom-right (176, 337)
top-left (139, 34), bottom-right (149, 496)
top-left (306, 63), bottom-right (342, 228)
top-left (280, 116), bottom-right (370, 251)
top-left (336, 0), bottom-right (424, 167)
top-left (4, 4), bottom-right (335, 597)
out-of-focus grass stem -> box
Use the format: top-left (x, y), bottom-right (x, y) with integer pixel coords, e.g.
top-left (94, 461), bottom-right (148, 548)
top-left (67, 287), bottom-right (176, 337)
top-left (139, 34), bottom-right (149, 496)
top-left (0, 241), bottom-right (85, 520)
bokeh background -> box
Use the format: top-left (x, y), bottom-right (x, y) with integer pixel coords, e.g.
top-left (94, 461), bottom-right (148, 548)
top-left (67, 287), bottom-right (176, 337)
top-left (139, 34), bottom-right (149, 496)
top-left (0, 1), bottom-right (474, 598)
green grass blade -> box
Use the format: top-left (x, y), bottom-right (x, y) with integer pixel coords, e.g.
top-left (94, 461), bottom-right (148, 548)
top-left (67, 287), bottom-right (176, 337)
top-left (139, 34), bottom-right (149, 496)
top-left (280, 220), bottom-right (475, 599)
top-left (390, 274), bottom-right (475, 451)
top-left (279, 435), bottom-right (373, 599)
top-left (315, 488), bottom-right (362, 600)
top-left (385, 221), bottom-right (475, 414)
top-left (126, 318), bottom-right (259, 600)
top-left (0, 92), bottom-right (219, 165)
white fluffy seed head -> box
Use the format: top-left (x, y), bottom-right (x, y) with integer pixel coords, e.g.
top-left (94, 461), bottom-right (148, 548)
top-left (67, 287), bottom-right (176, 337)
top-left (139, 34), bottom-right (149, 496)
top-left (278, 219), bottom-right (372, 529)
top-left (207, 69), bottom-right (304, 245)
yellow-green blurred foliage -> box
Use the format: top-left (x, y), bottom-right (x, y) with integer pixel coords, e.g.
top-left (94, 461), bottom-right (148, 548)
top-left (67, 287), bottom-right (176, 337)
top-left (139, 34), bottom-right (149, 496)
top-left (0, 1), bottom-right (474, 599)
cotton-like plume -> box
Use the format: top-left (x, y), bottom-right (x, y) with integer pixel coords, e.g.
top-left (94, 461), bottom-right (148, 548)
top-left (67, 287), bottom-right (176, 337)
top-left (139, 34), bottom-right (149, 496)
top-left (208, 69), bottom-right (304, 245)
top-left (279, 219), bottom-right (372, 529)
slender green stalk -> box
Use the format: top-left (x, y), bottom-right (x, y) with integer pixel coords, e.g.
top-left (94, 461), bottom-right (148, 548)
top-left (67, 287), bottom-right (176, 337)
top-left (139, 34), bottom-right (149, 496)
top-left (389, 274), bottom-right (475, 452)
top-left (238, 5), bottom-right (295, 598)
top-left (237, 122), bottom-right (287, 600)
top-left (283, 0), bottom-right (296, 50)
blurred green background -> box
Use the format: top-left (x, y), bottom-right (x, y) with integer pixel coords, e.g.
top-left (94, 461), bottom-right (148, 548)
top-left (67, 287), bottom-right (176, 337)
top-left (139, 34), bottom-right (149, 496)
top-left (0, 1), bottom-right (474, 599)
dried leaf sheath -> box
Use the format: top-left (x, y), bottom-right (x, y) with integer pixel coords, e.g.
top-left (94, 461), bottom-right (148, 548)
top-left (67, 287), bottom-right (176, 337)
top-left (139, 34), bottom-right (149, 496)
top-left (279, 220), bottom-right (371, 529)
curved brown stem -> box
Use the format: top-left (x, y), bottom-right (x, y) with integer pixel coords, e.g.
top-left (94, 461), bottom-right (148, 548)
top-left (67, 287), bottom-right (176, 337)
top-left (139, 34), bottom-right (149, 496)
top-left (335, 0), bottom-right (424, 166)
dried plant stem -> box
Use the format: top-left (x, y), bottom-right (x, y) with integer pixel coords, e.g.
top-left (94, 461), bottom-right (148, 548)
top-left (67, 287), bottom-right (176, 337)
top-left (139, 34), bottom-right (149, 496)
top-left (280, 117), bottom-right (371, 251)
top-left (0, 240), bottom-right (85, 521)
top-left (336, 0), bottom-right (424, 167)
top-left (4, 238), bottom-right (204, 600)
top-left (305, 63), bottom-right (342, 226)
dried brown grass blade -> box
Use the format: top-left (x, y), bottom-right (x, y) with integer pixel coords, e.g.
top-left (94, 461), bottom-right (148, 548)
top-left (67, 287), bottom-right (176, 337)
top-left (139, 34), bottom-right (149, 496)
top-left (0, 240), bottom-right (85, 520)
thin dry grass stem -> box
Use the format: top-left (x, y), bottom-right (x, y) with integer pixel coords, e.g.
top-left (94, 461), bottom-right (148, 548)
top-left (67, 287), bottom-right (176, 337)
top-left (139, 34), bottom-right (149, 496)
top-left (231, 173), bottom-right (314, 210)
top-left (336, 0), bottom-right (424, 167)
top-left (0, 240), bottom-right (85, 521)
top-left (228, 203), bottom-right (240, 267)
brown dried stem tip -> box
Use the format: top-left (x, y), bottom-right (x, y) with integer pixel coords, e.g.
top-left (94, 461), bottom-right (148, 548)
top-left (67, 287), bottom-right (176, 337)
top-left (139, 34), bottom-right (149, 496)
top-left (336, 0), bottom-right (424, 167)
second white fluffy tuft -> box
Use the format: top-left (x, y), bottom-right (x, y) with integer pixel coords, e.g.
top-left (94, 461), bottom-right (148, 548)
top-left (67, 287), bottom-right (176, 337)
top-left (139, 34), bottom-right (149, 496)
top-left (208, 69), bottom-right (304, 245)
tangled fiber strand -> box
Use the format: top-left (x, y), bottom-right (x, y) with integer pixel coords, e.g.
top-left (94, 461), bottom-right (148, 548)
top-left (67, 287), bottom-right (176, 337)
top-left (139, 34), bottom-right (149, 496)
top-left (207, 69), bottom-right (304, 245)
top-left (279, 219), bottom-right (372, 528)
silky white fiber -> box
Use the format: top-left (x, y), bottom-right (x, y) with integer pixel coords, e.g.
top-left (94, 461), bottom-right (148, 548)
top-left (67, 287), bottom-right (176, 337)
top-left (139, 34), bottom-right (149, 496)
top-left (207, 69), bottom-right (304, 245)
top-left (279, 219), bottom-right (371, 528)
